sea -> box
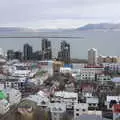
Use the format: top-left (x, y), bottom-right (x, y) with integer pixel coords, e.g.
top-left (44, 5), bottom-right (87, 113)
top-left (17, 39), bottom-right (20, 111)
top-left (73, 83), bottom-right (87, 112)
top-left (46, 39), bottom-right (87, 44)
top-left (0, 30), bottom-right (120, 59)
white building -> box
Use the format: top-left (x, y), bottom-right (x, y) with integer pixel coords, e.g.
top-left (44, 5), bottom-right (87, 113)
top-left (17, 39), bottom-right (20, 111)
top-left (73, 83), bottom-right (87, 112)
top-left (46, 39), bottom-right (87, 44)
top-left (0, 99), bottom-right (9, 114)
top-left (12, 63), bottom-right (31, 77)
top-left (74, 111), bottom-right (103, 120)
top-left (86, 97), bottom-right (99, 109)
top-left (78, 67), bottom-right (104, 80)
top-left (106, 96), bottom-right (120, 110)
top-left (3, 88), bottom-right (21, 105)
top-left (74, 103), bottom-right (88, 120)
top-left (49, 103), bottom-right (66, 120)
top-left (60, 67), bottom-right (72, 74)
top-left (24, 92), bottom-right (50, 107)
top-left (52, 91), bottom-right (78, 109)
top-left (88, 48), bottom-right (97, 65)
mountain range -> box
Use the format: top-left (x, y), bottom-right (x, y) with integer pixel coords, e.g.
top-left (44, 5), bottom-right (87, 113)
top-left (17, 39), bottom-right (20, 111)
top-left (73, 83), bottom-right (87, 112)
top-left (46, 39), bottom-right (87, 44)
top-left (76, 23), bottom-right (120, 30)
top-left (0, 23), bottom-right (120, 32)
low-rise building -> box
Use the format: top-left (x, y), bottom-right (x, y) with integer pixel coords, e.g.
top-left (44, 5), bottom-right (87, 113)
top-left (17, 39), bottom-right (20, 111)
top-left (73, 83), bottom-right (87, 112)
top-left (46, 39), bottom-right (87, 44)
top-left (86, 97), bottom-right (99, 109)
top-left (74, 103), bottom-right (88, 120)
top-left (0, 99), bottom-right (9, 114)
top-left (3, 88), bottom-right (21, 105)
top-left (52, 91), bottom-right (78, 109)
top-left (106, 96), bottom-right (120, 110)
top-left (112, 104), bottom-right (120, 120)
top-left (49, 103), bottom-right (66, 120)
top-left (0, 91), bottom-right (9, 115)
top-left (24, 92), bottom-right (50, 107)
top-left (78, 67), bottom-right (104, 81)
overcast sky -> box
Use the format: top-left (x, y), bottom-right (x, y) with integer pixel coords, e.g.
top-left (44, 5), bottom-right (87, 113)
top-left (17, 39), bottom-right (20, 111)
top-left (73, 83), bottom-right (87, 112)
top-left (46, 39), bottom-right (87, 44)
top-left (1, 0), bottom-right (120, 28)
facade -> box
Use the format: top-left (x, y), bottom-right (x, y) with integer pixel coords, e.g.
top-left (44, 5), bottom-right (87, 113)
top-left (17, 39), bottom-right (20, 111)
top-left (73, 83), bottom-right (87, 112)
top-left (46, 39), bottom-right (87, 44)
top-left (106, 96), bottom-right (120, 110)
top-left (88, 48), bottom-right (97, 65)
top-left (14, 51), bottom-right (22, 60)
top-left (42, 38), bottom-right (52, 60)
top-left (78, 67), bottom-right (104, 81)
top-left (58, 41), bottom-right (70, 64)
top-left (52, 91), bottom-right (78, 109)
top-left (112, 104), bottom-right (120, 120)
top-left (3, 88), bottom-right (21, 105)
top-left (60, 67), bottom-right (72, 74)
top-left (86, 97), bottom-right (99, 109)
top-left (7, 50), bottom-right (14, 60)
top-left (74, 103), bottom-right (88, 120)
top-left (98, 55), bottom-right (120, 64)
top-left (50, 103), bottom-right (66, 120)
top-left (24, 93), bottom-right (50, 107)
top-left (38, 60), bottom-right (54, 76)
top-left (103, 63), bottom-right (120, 74)
top-left (32, 51), bottom-right (42, 60)
top-left (0, 99), bottom-right (9, 114)
top-left (23, 43), bottom-right (33, 60)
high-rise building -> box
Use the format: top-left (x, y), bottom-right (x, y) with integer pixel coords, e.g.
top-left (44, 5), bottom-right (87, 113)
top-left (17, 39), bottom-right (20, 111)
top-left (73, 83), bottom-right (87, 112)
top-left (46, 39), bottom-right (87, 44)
top-left (58, 41), bottom-right (71, 63)
top-left (88, 48), bottom-right (97, 65)
top-left (14, 51), bottom-right (22, 60)
top-left (23, 43), bottom-right (33, 60)
top-left (41, 38), bottom-right (52, 60)
top-left (7, 50), bottom-right (14, 60)
top-left (32, 51), bottom-right (42, 60)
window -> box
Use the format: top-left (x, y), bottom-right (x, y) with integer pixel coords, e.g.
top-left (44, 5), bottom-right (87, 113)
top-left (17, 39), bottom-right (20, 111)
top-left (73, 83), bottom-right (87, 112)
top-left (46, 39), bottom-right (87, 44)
top-left (76, 113), bottom-right (79, 116)
top-left (93, 104), bottom-right (96, 106)
top-left (89, 104), bottom-right (91, 106)
top-left (82, 109), bottom-right (86, 112)
top-left (76, 109), bottom-right (79, 111)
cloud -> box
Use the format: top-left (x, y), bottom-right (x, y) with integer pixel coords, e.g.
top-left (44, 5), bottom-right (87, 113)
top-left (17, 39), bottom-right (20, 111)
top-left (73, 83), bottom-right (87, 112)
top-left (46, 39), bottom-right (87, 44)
top-left (0, 0), bottom-right (120, 28)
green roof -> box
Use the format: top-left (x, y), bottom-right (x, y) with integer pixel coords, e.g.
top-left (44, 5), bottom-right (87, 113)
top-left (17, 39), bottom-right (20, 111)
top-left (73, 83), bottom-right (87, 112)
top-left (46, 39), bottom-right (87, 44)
top-left (0, 91), bottom-right (7, 99)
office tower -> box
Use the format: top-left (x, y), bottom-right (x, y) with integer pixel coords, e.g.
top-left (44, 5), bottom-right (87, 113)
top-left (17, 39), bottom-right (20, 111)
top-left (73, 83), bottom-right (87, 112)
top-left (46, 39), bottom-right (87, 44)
top-left (58, 41), bottom-right (71, 63)
top-left (23, 43), bottom-right (33, 60)
top-left (88, 48), bottom-right (97, 65)
top-left (7, 50), bottom-right (14, 60)
top-left (14, 51), bottom-right (22, 60)
top-left (41, 38), bottom-right (52, 60)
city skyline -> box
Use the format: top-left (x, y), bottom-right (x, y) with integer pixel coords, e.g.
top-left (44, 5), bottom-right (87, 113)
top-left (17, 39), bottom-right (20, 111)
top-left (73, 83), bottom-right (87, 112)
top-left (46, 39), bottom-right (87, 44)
top-left (0, 0), bottom-right (120, 29)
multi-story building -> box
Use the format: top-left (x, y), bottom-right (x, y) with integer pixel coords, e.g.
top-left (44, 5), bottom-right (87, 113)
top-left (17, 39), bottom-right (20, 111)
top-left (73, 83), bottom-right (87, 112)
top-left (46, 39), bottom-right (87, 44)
top-left (74, 103), bottom-right (88, 120)
top-left (14, 51), bottom-right (22, 60)
top-left (0, 91), bottom-right (9, 114)
top-left (32, 51), bottom-right (42, 60)
top-left (7, 50), bottom-right (14, 60)
top-left (58, 41), bottom-right (70, 64)
top-left (86, 97), bottom-right (99, 109)
top-left (52, 91), bottom-right (78, 109)
top-left (88, 48), bottom-right (97, 65)
top-left (50, 103), bottom-right (66, 120)
top-left (0, 99), bottom-right (9, 114)
top-left (23, 43), bottom-right (33, 60)
top-left (42, 38), bottom-right (52, 60)
top-left (103, 63), bottom-right (120, 74)
top-left (3, 88), bottom-right (21, 105)
top-left (78, 66), bottom-right (104, 81)
top-left (98, 55), bottom-right (120, 64)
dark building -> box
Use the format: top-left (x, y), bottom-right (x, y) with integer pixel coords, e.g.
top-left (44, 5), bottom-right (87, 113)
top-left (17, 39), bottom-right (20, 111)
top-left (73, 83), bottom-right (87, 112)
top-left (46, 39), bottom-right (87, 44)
top-left (7, 50), bottom-right (14, 60)
top-left (14, 51), bottom-right (22, 60)
top-left (32, 51), bottom-right (42, 60)
top-left (23, 43), bottom-right (33, 60)
top-left (58, 41), bottom-right (71, 63)
top-left (41, 38), bottom-right (52, 60)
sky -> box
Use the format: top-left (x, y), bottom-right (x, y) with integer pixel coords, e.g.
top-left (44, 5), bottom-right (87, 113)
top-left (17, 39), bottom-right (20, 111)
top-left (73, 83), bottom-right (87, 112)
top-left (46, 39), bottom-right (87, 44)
top-left (1, 0), bottom-right (120, 29)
